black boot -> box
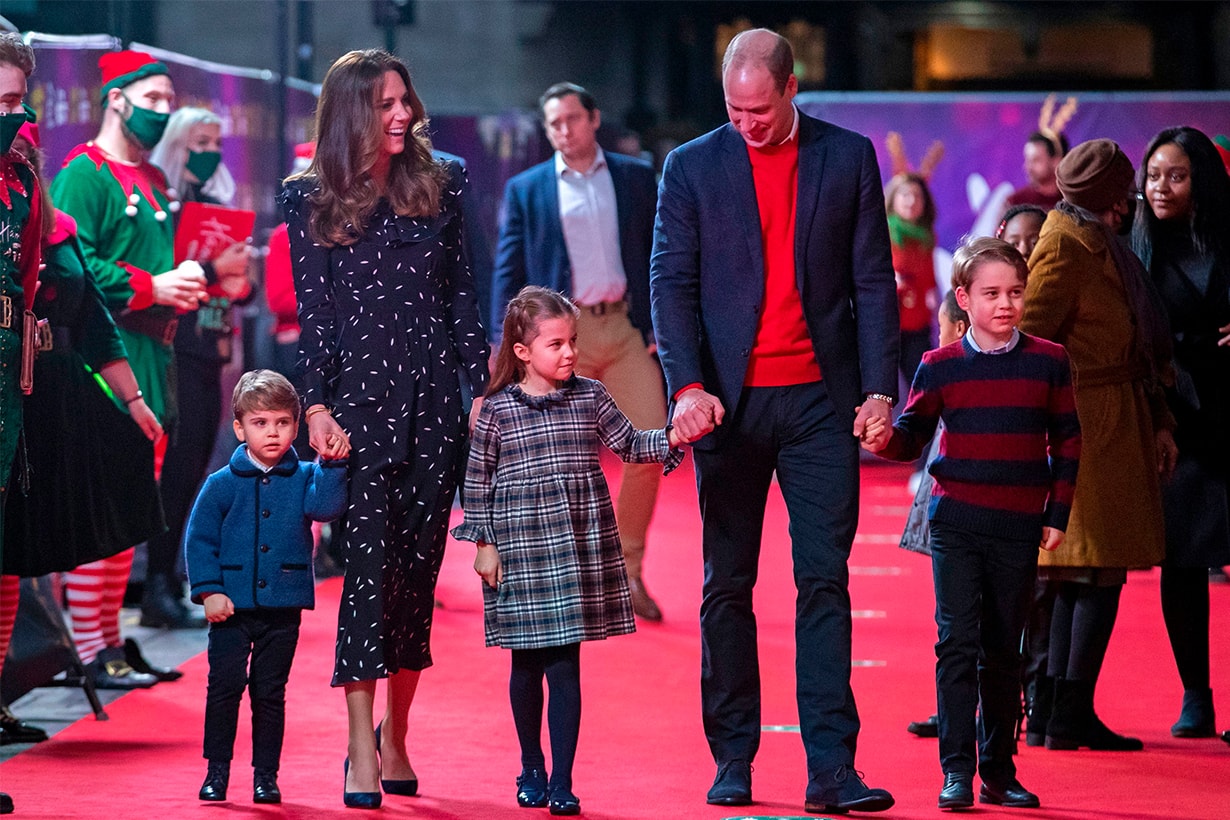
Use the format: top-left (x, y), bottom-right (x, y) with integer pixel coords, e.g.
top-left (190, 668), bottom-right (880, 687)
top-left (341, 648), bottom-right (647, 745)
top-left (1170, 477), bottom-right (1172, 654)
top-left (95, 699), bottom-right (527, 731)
top-left (199, 760), bottom-right (230, 801)
top-left (1025, 674), bottom-right (1054, 747)
top-left (1045, 678), bottom-right (1142, 751)
top-left (1171, 688), bottom-right (1216, 738)
top-left (140, 573), bottom-right (206, 630)
top-left (253, 768), bottom-right (282, 804)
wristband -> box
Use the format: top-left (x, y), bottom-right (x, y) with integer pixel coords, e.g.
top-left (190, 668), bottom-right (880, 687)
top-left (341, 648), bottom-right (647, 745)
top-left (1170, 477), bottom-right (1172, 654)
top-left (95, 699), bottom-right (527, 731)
top-left (124, 389), bottom-right (144, 406)
top-left (865, 392), bottom-right (894, 407)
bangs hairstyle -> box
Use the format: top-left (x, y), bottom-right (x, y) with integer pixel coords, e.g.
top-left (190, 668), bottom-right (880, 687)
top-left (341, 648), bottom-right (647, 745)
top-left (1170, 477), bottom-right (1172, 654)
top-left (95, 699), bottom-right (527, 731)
top-left (0, 32), bottom-right (34, 76)
top-left (1131, 125), bottom-right (1230, 271)
top-left (292, 49), bottom-right (446, 247)
top-left (487, 286), bottom-right (579, 396)
top-left (951, 236), bottom-right (1028, 292)
top-left (232, 369), bottom-right (301, 422)
top-left (884, 172), bottom-right (937, 229)
top-left (147, 107), bottom-right (237, 205)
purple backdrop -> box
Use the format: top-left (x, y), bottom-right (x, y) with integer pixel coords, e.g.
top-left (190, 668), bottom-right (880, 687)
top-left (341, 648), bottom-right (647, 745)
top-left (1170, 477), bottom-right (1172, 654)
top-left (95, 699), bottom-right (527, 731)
top-left (798, 91), bottom-right (1230, 252)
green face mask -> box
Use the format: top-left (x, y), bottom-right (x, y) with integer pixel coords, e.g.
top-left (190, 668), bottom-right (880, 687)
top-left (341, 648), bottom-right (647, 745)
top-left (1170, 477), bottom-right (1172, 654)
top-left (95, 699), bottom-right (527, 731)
top-left (122, 95), bottom-right (170, 150)
top-left (185, 149), bottom-right (222, 184)
top-left (0, 104), bottom-right (29, 155)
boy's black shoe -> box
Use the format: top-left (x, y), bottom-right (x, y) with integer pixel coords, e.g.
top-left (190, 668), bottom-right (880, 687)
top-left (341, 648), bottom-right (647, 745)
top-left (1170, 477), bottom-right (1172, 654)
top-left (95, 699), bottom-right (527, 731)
top-left (980, 779), bottom-right (1040, 808)
top-left (254, 769), bottom-right (281, 804)
top-left (199, 761), bottom-right (230, 801)
top-left (937, 772), bottom-right (974, 809)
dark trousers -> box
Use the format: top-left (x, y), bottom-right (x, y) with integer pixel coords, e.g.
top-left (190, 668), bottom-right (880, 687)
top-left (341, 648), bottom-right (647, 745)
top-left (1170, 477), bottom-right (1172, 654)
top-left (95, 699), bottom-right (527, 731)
top-left (204, 609), bottom-right (301, 770)
top-left (694, 381), bottom-right (860, 777)
top-left (147, 355), bottom-right (223, 582)
top-left (930, 522), bottom-right (1038, 782)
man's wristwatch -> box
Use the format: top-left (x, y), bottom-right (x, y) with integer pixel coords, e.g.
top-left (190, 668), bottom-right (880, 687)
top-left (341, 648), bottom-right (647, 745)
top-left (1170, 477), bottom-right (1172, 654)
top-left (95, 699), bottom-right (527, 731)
top-left (865, 392), bottom-right (894, 407)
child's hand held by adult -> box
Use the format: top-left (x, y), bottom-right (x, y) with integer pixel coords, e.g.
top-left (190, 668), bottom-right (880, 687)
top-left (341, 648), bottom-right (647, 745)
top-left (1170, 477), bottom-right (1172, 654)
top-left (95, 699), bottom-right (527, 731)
top-left (474, 542), bottom-right (502, 589)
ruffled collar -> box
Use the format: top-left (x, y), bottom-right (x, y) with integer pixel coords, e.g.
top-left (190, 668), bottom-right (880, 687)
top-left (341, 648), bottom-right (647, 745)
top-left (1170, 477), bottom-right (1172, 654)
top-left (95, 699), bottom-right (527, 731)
top-left (507, 376), bottom-right (577, 410)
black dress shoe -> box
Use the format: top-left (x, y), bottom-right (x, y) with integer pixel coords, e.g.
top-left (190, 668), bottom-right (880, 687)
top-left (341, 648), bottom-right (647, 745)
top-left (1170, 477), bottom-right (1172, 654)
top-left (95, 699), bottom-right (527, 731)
top-left (199, 761), bottom-right (230, 801)
top-left (0, 791), bottom-right (12, 815)
top-left (547, 786), bottom-right (581, 816)
top-left (254, 768), bottom-right (282, 804)
top-left (805, 765), bottom-right (895, 814)
top-left (87, 646), bottom-right (158, 689)
top-left (980, 779), bottom-right (1040, 808)
top-left (907, 714), bottom-right (939, 738)
top-left (0, 704), bottom-right (48, 745)
top-left (123, 638), bottom-right (184, 682)
top-left (516, 767), bottom-right (548, 808)
top-left (706, 759), bottom-right (752, 806)
top-left (937, 772), bottom-right (974, 810)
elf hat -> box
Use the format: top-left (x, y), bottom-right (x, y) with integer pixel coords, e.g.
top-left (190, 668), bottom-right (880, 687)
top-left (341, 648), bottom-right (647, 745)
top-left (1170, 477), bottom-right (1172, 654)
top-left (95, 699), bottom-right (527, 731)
top-left (99, 50), bottom-right (169, 105)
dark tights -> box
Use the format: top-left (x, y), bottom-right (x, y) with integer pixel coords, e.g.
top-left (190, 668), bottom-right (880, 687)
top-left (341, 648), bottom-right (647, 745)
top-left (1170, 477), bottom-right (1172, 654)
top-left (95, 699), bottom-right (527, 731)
top-left (1161, 566), bottom-right (1210, 691)
top-left (509, 643), bottom-right (581, 791)
top-left (1046, 582), bottom-right (1122, 682)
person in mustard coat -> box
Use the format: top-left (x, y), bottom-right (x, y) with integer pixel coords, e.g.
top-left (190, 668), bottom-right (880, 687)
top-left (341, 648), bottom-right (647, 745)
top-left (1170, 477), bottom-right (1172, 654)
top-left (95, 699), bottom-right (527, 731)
top-left (1018, 139), bottom-right (1177, 752)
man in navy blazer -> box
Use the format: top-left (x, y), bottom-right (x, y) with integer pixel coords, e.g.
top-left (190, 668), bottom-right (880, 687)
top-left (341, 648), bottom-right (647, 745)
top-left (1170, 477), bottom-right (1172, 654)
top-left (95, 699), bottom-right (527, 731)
top-left (492, 82), bottom-right (668, 620)
top-left (650, 30), bottom-right (898, 814)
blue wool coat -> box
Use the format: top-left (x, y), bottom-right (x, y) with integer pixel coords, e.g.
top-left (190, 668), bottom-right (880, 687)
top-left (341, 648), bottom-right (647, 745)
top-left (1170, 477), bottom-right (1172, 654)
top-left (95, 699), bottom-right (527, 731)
top-left (185, 445), bottom-right (347, 610)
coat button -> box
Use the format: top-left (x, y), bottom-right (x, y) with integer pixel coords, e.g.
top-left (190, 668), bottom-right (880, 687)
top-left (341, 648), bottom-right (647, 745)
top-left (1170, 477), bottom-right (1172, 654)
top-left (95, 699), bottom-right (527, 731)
top-left (262, 477), bottom-right (271, 485)
top-left (258, 579), bottom-right (267, 589)
top-left (260, 544), bottom-right (270, 552)
top-left (262, 509), bottom-right (270, 518)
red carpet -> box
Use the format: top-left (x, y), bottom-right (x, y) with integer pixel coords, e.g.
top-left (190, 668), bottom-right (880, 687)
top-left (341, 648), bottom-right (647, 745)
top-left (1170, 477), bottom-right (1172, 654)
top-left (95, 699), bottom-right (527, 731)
top-left (3, 459), bottom-right (1229, 818)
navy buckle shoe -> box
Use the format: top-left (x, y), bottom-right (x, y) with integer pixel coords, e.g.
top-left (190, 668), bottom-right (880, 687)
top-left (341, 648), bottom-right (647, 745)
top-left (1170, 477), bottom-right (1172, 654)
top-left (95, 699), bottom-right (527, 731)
top-left (547, 786), bottom-right (581, 816)
top-left (516, 768), bottom-right (548, 808)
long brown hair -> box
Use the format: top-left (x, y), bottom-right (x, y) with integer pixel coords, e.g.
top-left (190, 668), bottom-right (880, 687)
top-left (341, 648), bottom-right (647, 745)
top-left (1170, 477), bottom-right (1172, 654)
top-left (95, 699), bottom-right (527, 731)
top-left (290, 49), bottom-right (447, 247)
top-left (487, 286), bottom-right (579, 396)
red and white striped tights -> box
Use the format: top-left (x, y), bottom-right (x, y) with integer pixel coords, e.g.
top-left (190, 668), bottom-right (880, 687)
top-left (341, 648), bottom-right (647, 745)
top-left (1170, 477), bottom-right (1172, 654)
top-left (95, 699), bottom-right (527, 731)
top-left (63, 548), bottom-right (134, 664)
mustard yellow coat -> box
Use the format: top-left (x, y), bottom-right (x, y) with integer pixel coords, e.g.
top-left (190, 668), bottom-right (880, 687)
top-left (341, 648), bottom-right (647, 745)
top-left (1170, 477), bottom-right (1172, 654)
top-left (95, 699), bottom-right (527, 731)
top-left (1020, 210), bottom-right (1173, 570)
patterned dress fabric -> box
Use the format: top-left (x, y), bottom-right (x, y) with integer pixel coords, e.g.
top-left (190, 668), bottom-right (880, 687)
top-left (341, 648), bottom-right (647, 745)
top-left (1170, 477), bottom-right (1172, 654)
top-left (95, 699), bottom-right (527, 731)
top-left (452, 376), bottom-right (682, 649)
top-left (279, 164), bottom-right (489, 686)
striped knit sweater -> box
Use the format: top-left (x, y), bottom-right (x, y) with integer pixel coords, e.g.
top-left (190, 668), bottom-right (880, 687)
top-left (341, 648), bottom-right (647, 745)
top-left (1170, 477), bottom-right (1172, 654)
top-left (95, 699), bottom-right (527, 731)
top-left (881, 332), bottom-right (1081, 538)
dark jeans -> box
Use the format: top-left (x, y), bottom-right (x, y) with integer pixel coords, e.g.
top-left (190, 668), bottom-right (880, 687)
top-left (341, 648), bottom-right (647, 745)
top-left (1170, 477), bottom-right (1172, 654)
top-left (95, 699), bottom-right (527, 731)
top-left (930, 522), bottom-right (1038, 782)
top-left (147, 355), bottom-right (223, 583)
top-left (204, 608), bottom-right (301, 770)
top-left (694, 381), bottom-right (860, 778)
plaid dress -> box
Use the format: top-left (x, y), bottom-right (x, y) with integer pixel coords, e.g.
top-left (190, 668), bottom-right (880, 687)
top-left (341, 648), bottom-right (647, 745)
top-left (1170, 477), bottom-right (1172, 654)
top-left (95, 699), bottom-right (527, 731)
top-left (452, 376), bottom-right (682, 649)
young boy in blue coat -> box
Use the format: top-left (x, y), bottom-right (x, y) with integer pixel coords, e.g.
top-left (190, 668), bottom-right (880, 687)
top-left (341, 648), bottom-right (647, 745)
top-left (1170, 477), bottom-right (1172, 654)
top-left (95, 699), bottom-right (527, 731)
top-left (185, 369), bottom-right (349, 804)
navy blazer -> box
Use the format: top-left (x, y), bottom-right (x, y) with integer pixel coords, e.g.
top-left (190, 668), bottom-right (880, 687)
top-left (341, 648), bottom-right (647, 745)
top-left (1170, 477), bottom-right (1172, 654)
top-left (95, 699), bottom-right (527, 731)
top-left (185, 445), bottom-right (347, 610)
top-left (650, 114), bottom-right (900, 448)
top-left (491, 151), bottom-right (658, 342)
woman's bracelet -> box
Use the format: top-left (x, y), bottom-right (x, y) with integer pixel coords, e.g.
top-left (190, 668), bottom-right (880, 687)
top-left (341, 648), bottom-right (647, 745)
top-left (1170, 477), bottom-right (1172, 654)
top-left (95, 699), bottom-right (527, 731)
top-left (124, 389), bottom-right (144, 406)
top-left (304, 405), bottom-right (331, 421)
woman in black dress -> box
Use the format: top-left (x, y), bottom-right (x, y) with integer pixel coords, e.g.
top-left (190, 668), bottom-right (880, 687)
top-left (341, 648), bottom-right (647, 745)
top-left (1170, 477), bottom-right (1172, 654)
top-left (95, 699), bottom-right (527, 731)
top-left (279, 49), bottom-right (488, 808)
top-left (1132, 126), bottom-right (1230, 739)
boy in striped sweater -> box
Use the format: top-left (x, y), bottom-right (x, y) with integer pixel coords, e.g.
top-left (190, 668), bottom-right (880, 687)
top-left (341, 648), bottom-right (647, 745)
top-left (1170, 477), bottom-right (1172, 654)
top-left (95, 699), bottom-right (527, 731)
top-left (862, 236), bottom-right (1080, 811)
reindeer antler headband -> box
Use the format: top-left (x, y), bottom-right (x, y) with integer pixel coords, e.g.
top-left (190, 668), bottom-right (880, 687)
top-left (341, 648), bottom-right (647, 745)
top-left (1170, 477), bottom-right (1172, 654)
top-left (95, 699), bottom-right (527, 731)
top-left (886, 131), bottom-right (944, 181)
top-left (1038, 94), bottom-right (1078, 158)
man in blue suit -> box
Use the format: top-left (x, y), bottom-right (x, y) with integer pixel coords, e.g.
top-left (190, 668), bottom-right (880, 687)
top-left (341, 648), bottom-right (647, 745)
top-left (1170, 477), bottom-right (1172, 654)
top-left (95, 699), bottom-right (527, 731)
top-left (492, 83), bottom-right (667, 621)
top-left (650, 29), bottom-right (898, 814)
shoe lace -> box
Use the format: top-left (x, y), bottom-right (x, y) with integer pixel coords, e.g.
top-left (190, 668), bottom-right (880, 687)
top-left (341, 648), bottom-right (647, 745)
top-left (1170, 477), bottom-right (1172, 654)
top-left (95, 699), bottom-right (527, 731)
top-left (833, 764), bottom-right (866, 785)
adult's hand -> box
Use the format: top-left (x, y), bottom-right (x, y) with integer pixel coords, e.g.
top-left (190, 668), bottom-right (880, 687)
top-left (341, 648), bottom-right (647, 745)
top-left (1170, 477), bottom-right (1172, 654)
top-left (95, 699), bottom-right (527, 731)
top-left (307, 407), bottom-right (351, 460)
top-left (672, 387), bottom-right (724, 442)
top-left (152, 260), bottom-right (208, 310)
top-left (212, 240), bottom-right (252, 280)
top-left (1218, 321), bottom-right (1230, 347)
top-left (853, 395), bottom-right (892, 439)
top-left (128, 398), bottom-right (163, 442)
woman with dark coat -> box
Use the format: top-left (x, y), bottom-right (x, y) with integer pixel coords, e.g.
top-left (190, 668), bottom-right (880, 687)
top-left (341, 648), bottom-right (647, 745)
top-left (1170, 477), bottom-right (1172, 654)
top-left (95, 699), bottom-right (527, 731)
top-left (279, 49), bottom-right (488, 808)
top-left (1132, 125), bottom-right (1230, 739)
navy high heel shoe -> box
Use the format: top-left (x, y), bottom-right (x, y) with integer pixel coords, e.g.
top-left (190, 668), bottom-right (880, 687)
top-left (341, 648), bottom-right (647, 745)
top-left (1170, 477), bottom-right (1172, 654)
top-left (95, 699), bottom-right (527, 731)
top-left (375, 722), bottom-right (419, 797)
top-left (343, 756), bottom-right (382, 809)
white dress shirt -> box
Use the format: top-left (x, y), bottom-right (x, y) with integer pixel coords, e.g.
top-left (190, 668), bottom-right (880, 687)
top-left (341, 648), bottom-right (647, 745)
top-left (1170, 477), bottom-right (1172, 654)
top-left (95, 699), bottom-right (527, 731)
top-left (556, 148), bottom-right (627, 306)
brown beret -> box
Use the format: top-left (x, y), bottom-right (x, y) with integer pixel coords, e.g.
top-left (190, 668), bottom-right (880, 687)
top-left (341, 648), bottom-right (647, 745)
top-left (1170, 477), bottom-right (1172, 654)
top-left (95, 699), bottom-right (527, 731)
top-left (1056, 139), bottom-right (1134, 212)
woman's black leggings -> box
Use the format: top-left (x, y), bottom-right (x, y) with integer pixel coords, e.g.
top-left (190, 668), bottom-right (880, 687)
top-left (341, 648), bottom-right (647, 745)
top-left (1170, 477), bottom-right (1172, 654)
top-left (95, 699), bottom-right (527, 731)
top-left (1046, 581), bottom-right (1122, 683)
top-left (1161, 565), bottom-right (1210, 691)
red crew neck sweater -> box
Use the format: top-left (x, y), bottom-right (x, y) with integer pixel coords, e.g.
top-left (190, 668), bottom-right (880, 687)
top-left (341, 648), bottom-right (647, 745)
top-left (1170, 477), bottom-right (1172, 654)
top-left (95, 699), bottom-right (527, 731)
top-left (744, 137), bottom-right (822, 387)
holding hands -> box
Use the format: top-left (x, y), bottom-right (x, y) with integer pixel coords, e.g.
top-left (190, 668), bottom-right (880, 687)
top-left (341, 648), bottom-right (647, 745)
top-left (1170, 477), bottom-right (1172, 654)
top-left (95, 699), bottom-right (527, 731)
top-left (858, 408), bottom-right (891, 453)
top-left (203, 593), bottom-right (235, 623)
top-left (474, 542), bottom-right (502, 589)
top-left (1040, 527), bottom-right (1065, 552)
top-left (306, 405), bottom-right (352, 460)
top-left (671, 388), bottom-right (723, 444)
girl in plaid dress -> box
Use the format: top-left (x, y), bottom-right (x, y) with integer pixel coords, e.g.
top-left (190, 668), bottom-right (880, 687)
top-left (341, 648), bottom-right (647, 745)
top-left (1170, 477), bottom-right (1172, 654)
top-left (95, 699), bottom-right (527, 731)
top-left (452, 286), bottom-right (706, 816)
